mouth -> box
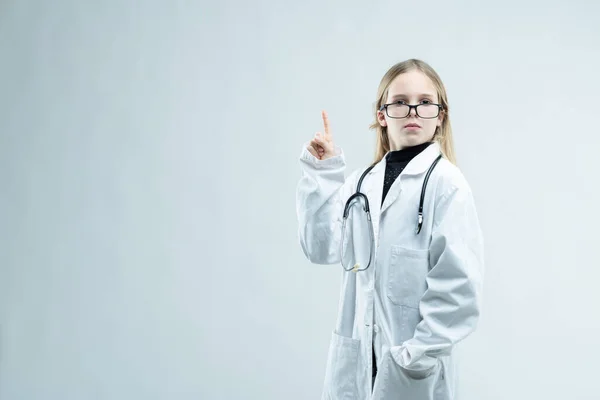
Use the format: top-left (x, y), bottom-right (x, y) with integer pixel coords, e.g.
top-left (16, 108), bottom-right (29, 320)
top-left (404, 123), bottom-right (421, 128)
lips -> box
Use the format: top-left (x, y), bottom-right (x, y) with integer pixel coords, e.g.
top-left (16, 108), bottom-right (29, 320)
top-left (404, 123), bottom-right (421, 128)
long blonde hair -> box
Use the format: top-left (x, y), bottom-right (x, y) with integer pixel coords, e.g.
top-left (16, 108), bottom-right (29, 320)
top-left (369, 59), bottom-right (457, 165)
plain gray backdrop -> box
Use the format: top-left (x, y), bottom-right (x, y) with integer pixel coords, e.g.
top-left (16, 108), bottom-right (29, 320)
top-left (1, 1), bottom-right (599, 399)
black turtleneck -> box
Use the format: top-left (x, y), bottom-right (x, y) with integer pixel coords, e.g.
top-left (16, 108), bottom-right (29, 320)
top-left (381, 141), bottom-right (433, 206)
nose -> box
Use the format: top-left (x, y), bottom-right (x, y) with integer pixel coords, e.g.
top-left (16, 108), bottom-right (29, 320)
top-left (408, 105), bottom-right (418, 117)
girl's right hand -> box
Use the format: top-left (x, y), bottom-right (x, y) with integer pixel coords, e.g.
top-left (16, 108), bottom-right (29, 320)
top-left (308, 110), bottom-right (336, 160)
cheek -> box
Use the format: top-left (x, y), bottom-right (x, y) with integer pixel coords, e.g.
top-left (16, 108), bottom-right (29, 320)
top-left (424, 120), bottom-right (438, 135)
top-left (386, 119), bottom-right (403, 130)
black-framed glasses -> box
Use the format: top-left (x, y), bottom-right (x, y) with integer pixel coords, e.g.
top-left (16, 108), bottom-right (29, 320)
top-left (379, 102), bottom-right (443, 119)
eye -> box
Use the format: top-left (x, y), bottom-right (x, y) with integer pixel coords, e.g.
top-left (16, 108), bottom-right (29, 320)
top-left (394, 100), bottom-right (407, 105)
top-left (420, 99), bottom-right (432, 104)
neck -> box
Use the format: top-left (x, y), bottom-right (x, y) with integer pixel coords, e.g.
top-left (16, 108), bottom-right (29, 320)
top-left (392, 140), bottom-right (432, 152)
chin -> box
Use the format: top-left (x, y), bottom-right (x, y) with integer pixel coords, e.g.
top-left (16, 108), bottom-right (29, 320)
top-left (403, 135), bottom-right (425, 145)
top-left (389, 131), bottom-right (432, 150)
top-left (407, 130), bottom-right (435, 141)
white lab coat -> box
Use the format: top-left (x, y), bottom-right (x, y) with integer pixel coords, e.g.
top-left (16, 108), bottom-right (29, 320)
top-left (296, 141), bottom-right (484, 400)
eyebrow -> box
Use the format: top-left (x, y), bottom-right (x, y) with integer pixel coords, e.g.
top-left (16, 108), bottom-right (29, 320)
top-left (389, 93), bottom-right (436, 100)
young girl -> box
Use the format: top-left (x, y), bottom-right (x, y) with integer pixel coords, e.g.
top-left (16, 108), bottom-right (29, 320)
top-left (296, 59), bottom-right (484, 400)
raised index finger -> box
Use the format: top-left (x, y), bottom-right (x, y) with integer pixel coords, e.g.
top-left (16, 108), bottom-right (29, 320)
top-left (321, 110), bottom-right (331, 138)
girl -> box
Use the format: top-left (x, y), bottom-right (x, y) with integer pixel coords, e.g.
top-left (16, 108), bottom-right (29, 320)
top-left (296, 59), bottom-right (484, 400)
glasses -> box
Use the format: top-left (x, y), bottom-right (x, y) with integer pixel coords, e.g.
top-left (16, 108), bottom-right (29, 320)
top-left (379, 102), bottom-right (443, 119)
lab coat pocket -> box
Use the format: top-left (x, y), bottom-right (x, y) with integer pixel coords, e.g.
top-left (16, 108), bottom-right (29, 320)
top-left (372, 349), bottom-right (440, 400)
top-left (387, 246), bottom-right (430, 308)
top-left (322, 330), bottom-right (360, 400)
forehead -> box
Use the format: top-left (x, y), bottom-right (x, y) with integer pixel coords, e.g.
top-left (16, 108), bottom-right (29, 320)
top-left (386, 70), bottom-right (438, 100)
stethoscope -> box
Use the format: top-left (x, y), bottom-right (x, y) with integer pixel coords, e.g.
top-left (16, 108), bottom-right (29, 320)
top-left (340, 153), bottom-right (443, 272)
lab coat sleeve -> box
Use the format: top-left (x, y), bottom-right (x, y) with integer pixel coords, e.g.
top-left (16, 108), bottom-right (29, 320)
top-left (390, 184), bottom-right (484, 372)
top-left (295, 142), bottom-right (357, 265)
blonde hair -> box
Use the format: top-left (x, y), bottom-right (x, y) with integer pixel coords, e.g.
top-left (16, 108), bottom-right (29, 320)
top-left (369, 59), bottom-right (457, 165)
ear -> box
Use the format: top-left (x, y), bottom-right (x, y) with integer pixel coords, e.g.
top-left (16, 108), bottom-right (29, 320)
top-left (436, 109), bottom-right (445, 127)
top-left (377, 110), bottom-right (387, 127)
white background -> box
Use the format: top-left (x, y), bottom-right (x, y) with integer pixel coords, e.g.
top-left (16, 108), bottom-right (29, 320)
top-left (1, 1), bottom-right (599, 399)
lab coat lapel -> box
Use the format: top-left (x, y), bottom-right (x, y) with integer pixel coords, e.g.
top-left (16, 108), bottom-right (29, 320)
top-left (380, 176), bottom-right (401, 216)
